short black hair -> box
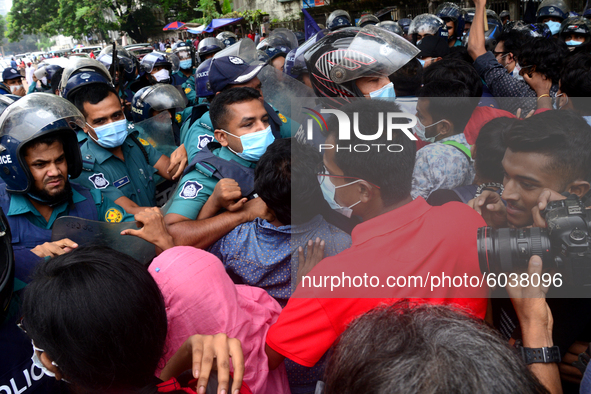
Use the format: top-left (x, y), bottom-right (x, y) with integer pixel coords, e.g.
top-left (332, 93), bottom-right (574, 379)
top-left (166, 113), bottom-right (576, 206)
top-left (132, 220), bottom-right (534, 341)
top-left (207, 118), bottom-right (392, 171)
top-left (422, 58), bottom-right (484, 98)
top-left (210, 87), bottom-right (262, 131)
top-left (255, 138), bottom-right (325, 225)
top-left (444, 46), bottom-right (474, 64)
top-left (474, 117), bottom-right (515, 183)
top-left (497, 29), bottom-right (532, 61)
top-left (559, 52), bottom-right (591, 113)
top-left (326, 99), bottom-right (416, 206)
top-left (50, 67), bottom-right (64, 95)
top-left (518, 37), bottom-right (569, 84)
top-left (70, 83), bottom-right (118, 117)
top-left (21, 246), bottom-right (168, 392)
top-left (418, 80), bottom-right (479, 133)
top-left (390, 57), bottom-right (423, 97)
top-left (504, 110), bottom-right (591, 185)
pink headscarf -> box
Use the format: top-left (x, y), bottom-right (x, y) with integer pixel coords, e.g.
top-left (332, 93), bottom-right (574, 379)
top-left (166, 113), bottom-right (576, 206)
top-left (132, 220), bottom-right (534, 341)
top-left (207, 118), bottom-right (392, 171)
top-left (150, 246), bottom-right (290, 394)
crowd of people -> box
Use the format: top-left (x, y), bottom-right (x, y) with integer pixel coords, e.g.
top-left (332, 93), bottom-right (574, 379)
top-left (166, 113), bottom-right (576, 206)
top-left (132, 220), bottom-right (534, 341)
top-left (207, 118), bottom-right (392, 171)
top-left (1, 0), bottom-right (591, 392)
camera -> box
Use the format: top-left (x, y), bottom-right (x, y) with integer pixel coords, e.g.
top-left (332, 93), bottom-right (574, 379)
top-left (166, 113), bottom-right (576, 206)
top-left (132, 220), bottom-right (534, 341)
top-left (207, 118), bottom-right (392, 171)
top-left (477, 195), bottom-right (591, 287)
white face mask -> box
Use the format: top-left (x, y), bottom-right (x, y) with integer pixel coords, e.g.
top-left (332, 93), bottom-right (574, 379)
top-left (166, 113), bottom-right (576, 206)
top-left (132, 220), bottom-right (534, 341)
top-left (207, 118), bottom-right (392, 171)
top-left (413, 118), bottom-right (444, 142)
top-left (30, 340), bottom-right (57, 378)
top-left (10, 84), bottom-right (22, 93)
top-left (510, 62), bottom-right (524, 81)
top-left (152, 68), bottom-right (170, 82)
top-left (319, 176), bottom-right (362, 218)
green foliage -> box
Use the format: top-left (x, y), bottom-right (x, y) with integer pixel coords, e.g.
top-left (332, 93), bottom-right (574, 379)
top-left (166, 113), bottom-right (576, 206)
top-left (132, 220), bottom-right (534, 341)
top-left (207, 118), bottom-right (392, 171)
top-left (194, 0), bottom-right (221, 25)
top-left (222, 0), bottom-right (232, 15)
top-left (36, 36), bottom-right (56, 51)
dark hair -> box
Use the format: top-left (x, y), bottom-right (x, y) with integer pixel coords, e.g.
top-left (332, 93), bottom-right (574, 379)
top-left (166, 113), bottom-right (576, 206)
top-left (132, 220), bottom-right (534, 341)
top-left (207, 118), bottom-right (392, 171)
top-left (518, 37), bottom-right (569, 84)
top-left (22, 131), bottom-right (65, 154)
top-left (326, 99), bottom-right (416, 206)
top-left (418, 80), bottom-right (479, 133)
top-left (50, 67), bottom-right (64, 95)
top-left (390, 57), bottom-right (423, 97)
top-left (422, 58), bottom-right (484, 98)
top-left (497, 29), bottom-right (532, 61)
top-left (504, 110), bottom-right (591, 185)
top-left (559, 52), bottom-right (591, 113)
top-left (445, 46), bottom-right (474, 63)
top-left (21, 246), bottom-right (168, 393)
top-left (209, 87), bottom-right (261, 130)
top-left (323, 301), bottom-right (549, 394)
top-left (254, 138), bottom-right (324, 225)
top-left (474, 117), bottom-right (515, 183)
top-left (71, 83), bottom-right (119, 117)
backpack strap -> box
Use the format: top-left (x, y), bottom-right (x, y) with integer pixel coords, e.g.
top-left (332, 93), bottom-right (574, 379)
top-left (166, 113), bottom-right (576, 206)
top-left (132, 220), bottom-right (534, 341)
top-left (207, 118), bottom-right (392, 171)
top-left (441, 140), bottom-right (472, 162)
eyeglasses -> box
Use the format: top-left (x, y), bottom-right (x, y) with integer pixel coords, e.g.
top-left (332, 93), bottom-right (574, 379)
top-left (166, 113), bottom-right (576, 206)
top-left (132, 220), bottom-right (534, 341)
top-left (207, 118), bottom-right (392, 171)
top-left (316, 163), bottom-right (381, 189)
top-left (518, 64), bottom-right (535, 76)
top-left (492, 51), bottom-right (509, 57)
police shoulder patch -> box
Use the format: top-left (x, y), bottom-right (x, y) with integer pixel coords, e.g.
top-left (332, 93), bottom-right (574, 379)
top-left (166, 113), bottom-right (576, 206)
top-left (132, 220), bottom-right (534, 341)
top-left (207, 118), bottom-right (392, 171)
top-left (176, 113), bottom-right (182, 124)
top-left (184, 87), bottom-right (191, 94)
top-left (179, 181), bottom-right (203, 199)
top-left (278, 113), bottom-right (287, 123)
top-left (197, 134), bottom-right (215, 150)
top-left (88, 173), bottom-right (109, 189)
top-left (105, 208), bottom-right (123, 223)
top-left (138, 137), bottom-right (150, 146)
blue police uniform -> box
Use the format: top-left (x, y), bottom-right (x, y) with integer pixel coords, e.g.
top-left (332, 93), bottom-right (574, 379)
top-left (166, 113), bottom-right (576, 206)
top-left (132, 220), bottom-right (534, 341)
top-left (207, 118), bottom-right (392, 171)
top-left (0, 182), bottom-right (132, 282)
top-left (72, 127), bottom-right (164, 208)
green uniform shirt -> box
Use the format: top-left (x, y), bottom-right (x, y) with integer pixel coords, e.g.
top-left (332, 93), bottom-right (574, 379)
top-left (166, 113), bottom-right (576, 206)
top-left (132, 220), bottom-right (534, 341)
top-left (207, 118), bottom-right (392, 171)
top-left (181, 75), bottom-right (197, 106)
top-left (72, 130), bottom-right (163, 207)
top-left (167, 146), bottom-right (256, 220)
top-left (7, 186), bottom-right (133, 228)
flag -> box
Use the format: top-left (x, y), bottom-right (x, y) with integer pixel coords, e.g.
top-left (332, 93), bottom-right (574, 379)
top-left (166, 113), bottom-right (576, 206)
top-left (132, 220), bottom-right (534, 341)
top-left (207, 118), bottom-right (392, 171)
top-left (303, 8), bottom-right (321, 39)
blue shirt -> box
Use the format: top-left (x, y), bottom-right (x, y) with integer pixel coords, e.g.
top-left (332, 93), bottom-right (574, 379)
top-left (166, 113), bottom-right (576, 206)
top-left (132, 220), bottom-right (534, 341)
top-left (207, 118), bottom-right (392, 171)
top-left (411, 133), bottom-right (475, 200)
top-left (208, 214), bottom-right (352, 306)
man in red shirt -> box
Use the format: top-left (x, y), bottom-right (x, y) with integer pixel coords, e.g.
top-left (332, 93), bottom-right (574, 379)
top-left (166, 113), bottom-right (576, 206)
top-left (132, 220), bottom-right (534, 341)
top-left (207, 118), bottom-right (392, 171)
top-left (265, 99), bottom-right (488, 369)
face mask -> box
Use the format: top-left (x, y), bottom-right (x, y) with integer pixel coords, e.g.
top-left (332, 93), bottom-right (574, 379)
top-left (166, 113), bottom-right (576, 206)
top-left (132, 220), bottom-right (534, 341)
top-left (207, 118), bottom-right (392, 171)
top-left (30, 340), bottom-right (56, 378)
top-left (553, 93), bottom-right (569, 110)
top-left (223, 126), bottom-right (275, 162)
top-left (153, 68), bottom-right (170, 82)
top-left (10, 84), bottom-right (22, 93)
top-left (511, 62), bottom-right (524, 81)
top-left (565, 40), bottom-right (583, 46)
top-left (417, 58), bottom-right (426, 68)
top-left (41, 77), bottom-right (48, 85)
top-left (545, 21), bottom-right (561, 35)
top-left (413, 118), bottom-right (444, 142)
top-left (87, 119), bottom-right (129, 149)
top-left (368, 82), bottom-right (396, 100)
top-left (179, 59), bottom-right (192, 69)
top-left (319, 177), bottom-right (361, 218)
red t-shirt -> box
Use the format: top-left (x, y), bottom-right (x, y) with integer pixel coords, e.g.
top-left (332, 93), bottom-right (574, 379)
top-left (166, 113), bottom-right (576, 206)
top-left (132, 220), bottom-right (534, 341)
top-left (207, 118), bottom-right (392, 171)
top-left (266, 197), bottom-right (488, 367)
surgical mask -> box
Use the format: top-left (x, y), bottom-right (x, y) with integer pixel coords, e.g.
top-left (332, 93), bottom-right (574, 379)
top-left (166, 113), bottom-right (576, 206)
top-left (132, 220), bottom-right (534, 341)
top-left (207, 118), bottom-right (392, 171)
top-left (153, 68), bottom-right (170, 82)
top-left (545, 21), bottom-right (561, 35)
top-left (223, 126), bottom-right (275, 162)
top-left (30, 340), bottom-right (57, 378)
top-left (87, 119), bottom-right (129, 149)
top-left (413, 118), bottom-right (444, 142)
top-left (179, 59), bottom-right (192, 69)
top-left (511, 62), bottom-right (524, 81)
top-left (41, 77), bottom-right (47, 85)
top-left (10, 84), bottom-right (22, 93)
top-left (319, 177), bottom-right (361, 218)
top-left (417, 58), bottom-right (426, 67)
top-left (553, 93), bottom-right (568, 110)
top-left (565, 40), bottom-right (583, 46)
top-left (368, 82), bottom-right (396, 100)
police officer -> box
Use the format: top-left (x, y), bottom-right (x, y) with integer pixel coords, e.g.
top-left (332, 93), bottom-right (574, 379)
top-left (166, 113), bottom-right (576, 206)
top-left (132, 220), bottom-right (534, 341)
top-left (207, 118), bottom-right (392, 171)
top-left (198, 37), bottom-right (225, 61)
top-left (164, 87), bottom-right (274, 248)
top-left (536, 0), bottom-right (570, 35)
top-left (0, 94), bottom-right (133, 281)
top-left (172, 42), bottom-right (195, 85)
top-left (129, 51), bottom-right (182, 94)
top-left (408, 13), bottom-right (449, 45)
top-left (2, 67), bottom-right (25, 96)
top-left (357, 14), bottom-right (380, 27)
top-left (558, 16), bottom-right (591, 53)
top-left (29, 63), bottom-right (60, 94)
top-left (260, 28), bottom-right (299, 71)
top-left (436, 2), bottom-right (466, 47)
top-left (180, 55), bottom-right (295, 162)
top-left (97, 46), bottom-right (138, 107)
top-left (326, 10), bottom-right (353, 30)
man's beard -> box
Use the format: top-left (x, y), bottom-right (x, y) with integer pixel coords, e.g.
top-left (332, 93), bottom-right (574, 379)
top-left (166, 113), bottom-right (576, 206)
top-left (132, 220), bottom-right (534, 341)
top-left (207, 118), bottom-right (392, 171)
top-left (29, 178), bottom-right (73, 207)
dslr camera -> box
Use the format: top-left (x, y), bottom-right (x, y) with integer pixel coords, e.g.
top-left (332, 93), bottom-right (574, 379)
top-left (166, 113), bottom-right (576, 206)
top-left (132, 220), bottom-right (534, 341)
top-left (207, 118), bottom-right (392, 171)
top-left (477, 195), bottom-right (591, 287)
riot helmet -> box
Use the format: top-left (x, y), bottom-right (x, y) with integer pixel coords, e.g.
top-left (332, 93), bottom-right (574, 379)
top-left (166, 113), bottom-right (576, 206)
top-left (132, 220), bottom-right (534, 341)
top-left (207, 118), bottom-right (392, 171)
top-left (559, 16), bottom-right (591, 51)
top-left (59, 58), bottom-right (113, 101)
top-left (0, 93), bottom-right (85, 193)
top-left (140, 52), bottom-right (180, 84)
top-left (326, 10), bottom-right (352, 30)
top-left (536, 0), bottom-right (569, 23)
top-left (377, 21), bottom-right (403, 36)
top-left (408, 14), bottom-right (449, 44)
top-left (284, 29), bottom-right (328, 80)
top-left (216, 31), bottom-right (239, 47)
top-left (398, 17), bottom-right (412, 34)
top-left (499, 10), bottom-right (511, 23)
top-left (131, 84), bottom-right (188, 123)
top-left (195, 58), bottom-right (214, 98)
top-left (97, 46), bottom-right (137, 83)
top-left (173, 42), bottom-right (194, 70)
top-left (0, 207), bottom-right (14, 323)
top-left (357, 14), bottom-right (380, 28)
top-left (436, 2), bottom-right (466, 41)
top-left (198, 38), bottom-right (225, 59)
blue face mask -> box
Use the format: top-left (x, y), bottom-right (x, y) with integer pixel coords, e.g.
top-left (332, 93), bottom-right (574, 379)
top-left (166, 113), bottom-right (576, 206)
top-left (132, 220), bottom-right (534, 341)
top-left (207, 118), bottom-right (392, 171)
top-left (417, 58), bottom-right (426, 67)
top-left (545, 20), bottom-right (561, 35)
top-left (565, 40), bottom-right (583, 46)
top-left (87, 119), bottom-right (129, 149)
top-left (223, 126), bottom-right (275, 162)
top-left (368, 82), bottom-right (396, 100)
top-left (179, 59), bottom-right (192, 69)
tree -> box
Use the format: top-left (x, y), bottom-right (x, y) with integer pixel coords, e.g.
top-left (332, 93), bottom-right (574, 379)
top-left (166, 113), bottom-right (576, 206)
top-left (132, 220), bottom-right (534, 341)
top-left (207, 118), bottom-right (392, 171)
top-left (36, 36), bottom-right (56, 51)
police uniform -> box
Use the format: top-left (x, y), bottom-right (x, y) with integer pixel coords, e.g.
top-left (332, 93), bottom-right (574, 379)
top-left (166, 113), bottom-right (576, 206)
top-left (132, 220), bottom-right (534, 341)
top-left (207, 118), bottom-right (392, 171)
top-left (181, 75), bottom-right (197, 106)
top-left (172, 70), bottom-right (190, 86)
top-left (180, 103), bottom-right (295, 162)
top-left (167, 145), bottom-right (256, 220)
top-left (72, 124), bottom-right (164, 207)
top-left (0, 182), bottom-right (132, 281)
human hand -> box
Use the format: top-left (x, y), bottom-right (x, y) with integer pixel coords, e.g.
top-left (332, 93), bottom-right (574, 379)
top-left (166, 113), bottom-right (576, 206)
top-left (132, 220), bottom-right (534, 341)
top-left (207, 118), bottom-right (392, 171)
top-left (31, 238), bottom-right (78, 258)
top-left (523, 71), bottom-right (552, 97)
top-left (243, 197), bottom-right (275, 222)
top-left (121, 207), bottom-right (175, 250)
top-left (516, 108), bottom-right (535, 119)
top-left (160, 334), bottom-right (245, 394)
top-left (531, 189), bottom-right (566, 228)
top-left (210, 179), bottom-right (247, 213)
top-left (168, 144), bottom-right (188, 180)
top-left (468, 190), bottom-right (507, 228)
top-left (297, 238), bottom-right (325, 285)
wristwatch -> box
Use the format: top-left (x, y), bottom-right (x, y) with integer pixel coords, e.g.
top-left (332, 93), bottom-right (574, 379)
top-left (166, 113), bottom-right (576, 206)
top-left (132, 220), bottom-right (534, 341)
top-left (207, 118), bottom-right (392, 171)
top-left (515, 341), bottom-right (561, 365)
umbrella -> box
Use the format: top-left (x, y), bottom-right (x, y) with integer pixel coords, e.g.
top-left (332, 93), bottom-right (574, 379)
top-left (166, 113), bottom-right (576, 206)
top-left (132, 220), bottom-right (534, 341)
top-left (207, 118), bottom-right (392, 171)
top-left (163, 21), bottom-right (187, 31)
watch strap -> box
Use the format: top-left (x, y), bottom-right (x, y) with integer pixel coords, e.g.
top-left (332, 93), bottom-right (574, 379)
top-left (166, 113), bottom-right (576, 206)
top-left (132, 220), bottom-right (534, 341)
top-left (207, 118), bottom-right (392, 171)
top-left (520, 345), bottom-right (561, 365)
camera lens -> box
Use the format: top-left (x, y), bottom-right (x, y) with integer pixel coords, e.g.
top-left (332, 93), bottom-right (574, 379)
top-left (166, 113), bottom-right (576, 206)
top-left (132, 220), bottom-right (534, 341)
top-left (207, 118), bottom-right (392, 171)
top-left (477, 227), bottom-right (552, 274)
